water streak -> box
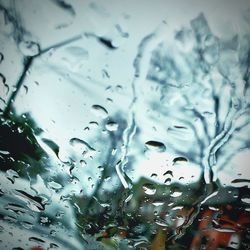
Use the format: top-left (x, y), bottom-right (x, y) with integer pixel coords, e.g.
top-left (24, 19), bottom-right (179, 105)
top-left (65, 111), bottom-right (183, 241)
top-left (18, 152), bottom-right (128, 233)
top-left (116, 22), bottom-right (169, 190)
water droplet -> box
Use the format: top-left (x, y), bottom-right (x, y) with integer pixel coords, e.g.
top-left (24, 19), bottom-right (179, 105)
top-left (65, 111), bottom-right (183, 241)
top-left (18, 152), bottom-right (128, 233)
top-left (231, 178), bottom-right (250, 184)
top-left (105, 85), bottom-right (112, 91)
top-left (150, 173), bottom-right (158, 178)
top-left (152, 201), bottom-right (164, 207)
top-left (98, 37), bottom-right (118, 50)
top-left (104, 176), bottom-right (111, 182)
top-left (173, 125), bottom-right (188, 130)
top-left (14, 190), bottom-right (45, 212)
top-left (163, 170), bottom-right (173, 176)
top-left (20, 221), bottom-right (34, 229)
top-left (29, 237), bottom-right (45, 244)
top-left (142, 183), bottom-right (157, 195)
top-left (208, 206), bottom-right (219, 211)
top-left (55, 211), bottom-right (65, 219)
top-left (4, 203), bottom-right (26, 214)
top-left (171, 206), bottom-right (184, 211)
top-left (50, 243), bottom-right (59, 249)
top-left (96, 199), bottom-right (110, 208)
top-left (230, 241), bottom-right (239, 247)
top-left (5, 169), bottom-right (19, 184)
top-left (155, 218), bottom-right (168, 227)
top-left (214, 228), bottom-right (236, 233)
top-left (80, 159), bottom-right (87, 167)
top-left (50, 230), bottom-right (56, 236)
top-left (115, 24), bottom-right (129, 38)
top-left (18, 40), bottom-right (40, 56)
top-left (23, 85), bottom-right (28, 94)
top-left (241, 198), bottom-right (250, 204)
top-left (70, 137), bottom-right (96, 157)
top-left (0, 52), bottom-right (4, 63)
top-left (0, 73), bottom-right (9, 95)
top-left (170, 191), bottom-right (182, 198)
top-left (111, 148), bottom-right (117, 155)
top-left (89, 121), bottom-right (99, 128)
top-left (164, 178), bottom-right (171, 185)
top-left (106, 97), bottom-right (113, 103)
top-left (0, 73), bottom-right (6, 83)
top-left (41, 138), bottom-right (60, 157)
top-left (115, 85), bottom-right (123, 92)
top-left (173, 157), bottom-right (188, 164)
top-left (0, 150), bottom-right (10, 155)
top-left (17, 126), bottom-right (24, 133)
top-left (145, 140), bottom-right (166, 152)
top-left (47, 181), bottom-right (63, 192)
top-left (102, 69), bottom-right (110, 78)
top-left (105, 121), bottom-right (118, 131)
top-left (91, 104), bottom-right (108, 118)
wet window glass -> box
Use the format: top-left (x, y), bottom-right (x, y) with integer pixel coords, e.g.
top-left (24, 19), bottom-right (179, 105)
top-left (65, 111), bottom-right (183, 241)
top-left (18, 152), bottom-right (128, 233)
top-left (0, 0), bottom-right (250, 249)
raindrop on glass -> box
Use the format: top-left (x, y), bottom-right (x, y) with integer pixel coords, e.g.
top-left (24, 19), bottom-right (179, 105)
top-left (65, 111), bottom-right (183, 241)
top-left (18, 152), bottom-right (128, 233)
top-left (0, 52), bottom-right (3, 63)
top-left (91, 104), bottom-right (108, 118)
top-left (145, 140), bottom-right (166, 152)
top-left (18, 40), bottom-right (40, 56)
top-left (142, 183), bottom-right (157, 195)
top-left (105, 121), bottom-right (118, 131)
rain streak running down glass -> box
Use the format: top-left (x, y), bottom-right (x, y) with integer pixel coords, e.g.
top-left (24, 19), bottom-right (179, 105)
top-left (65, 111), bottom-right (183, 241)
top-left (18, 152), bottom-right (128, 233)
top-left (0, 0), bottom-right (250, 249)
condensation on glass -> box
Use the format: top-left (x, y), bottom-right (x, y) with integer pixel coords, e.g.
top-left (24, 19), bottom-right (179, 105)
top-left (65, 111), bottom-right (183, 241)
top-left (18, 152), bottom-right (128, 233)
top-left (0, 0), bottom-right (250, 249)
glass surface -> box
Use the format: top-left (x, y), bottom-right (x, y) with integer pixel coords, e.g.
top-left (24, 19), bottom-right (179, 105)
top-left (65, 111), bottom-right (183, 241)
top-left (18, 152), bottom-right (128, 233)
top-left (0, 0), bottom-right (250, 249)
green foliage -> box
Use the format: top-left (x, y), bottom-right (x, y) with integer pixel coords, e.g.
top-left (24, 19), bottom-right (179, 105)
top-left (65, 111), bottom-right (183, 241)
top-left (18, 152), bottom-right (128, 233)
top-left (0, 112), bottom-right (48, 177)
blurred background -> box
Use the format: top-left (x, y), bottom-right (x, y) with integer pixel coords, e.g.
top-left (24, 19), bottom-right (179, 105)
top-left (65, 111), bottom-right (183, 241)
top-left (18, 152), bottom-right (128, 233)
top-left (0, 0), bottom-right (250, 249)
